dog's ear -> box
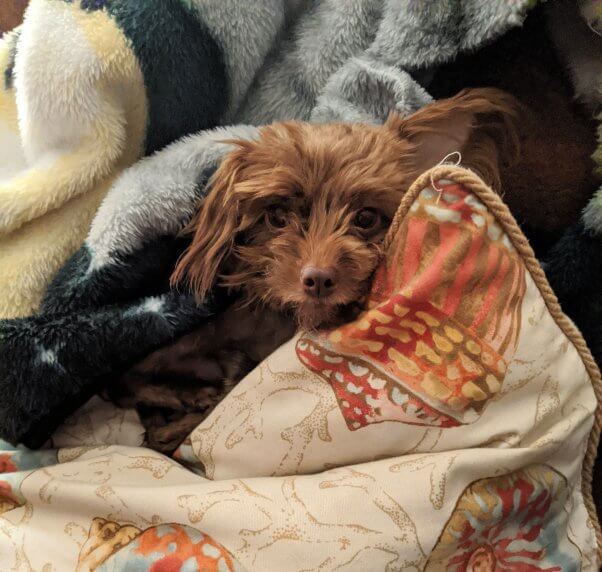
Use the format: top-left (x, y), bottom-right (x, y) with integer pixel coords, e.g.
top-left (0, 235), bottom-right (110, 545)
top-left (171, 142), bottom-right (252, 301)
top-left (386, 88), bottom-right (520, 187)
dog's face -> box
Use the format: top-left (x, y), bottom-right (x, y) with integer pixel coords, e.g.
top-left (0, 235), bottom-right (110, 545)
top-left (173, 89), bottom-right (518, 330)
top-left (217, 122), bottom-right (411, 329)
top-left (175, 122), bottom-right (412, 330)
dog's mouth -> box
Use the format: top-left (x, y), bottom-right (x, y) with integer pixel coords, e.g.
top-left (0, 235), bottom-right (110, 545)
top-left (286, 276), bottom-right (373, 331)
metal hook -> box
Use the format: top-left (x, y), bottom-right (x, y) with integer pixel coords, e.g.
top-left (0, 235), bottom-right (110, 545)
top-left (432, 151), bottom-right (462, 204)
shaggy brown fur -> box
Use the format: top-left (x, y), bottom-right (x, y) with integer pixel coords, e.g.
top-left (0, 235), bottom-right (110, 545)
top-left (115, 88), bottom-right (520, 453)
top-left (108, 304), bottom-right (295, 452)
top-left (0, 0), bottom-right (28, 35)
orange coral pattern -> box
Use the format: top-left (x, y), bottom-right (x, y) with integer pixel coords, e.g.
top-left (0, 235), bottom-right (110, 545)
top-left (76, 519), bottom-right (243, 572)
top-left (297, 181), bottom-right (526, 429)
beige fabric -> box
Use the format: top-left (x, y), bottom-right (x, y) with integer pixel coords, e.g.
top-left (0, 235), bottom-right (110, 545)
top-left (0, 167), bottom-right (599, 571)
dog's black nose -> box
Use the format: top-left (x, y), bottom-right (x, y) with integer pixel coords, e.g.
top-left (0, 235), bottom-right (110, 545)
top-left (301, 266), bottom-right (337, 298)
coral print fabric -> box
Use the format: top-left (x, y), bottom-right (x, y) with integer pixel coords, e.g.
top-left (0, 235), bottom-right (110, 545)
top-left (0, 167), bottom-right (599, 571)
top-left (297, 182), bottom-right (525, 430)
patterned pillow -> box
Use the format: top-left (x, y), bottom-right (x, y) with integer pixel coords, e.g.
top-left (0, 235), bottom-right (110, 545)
top-left (174, 166), bottom-right (601, 569)
top-left (0, 166), bottom-right (600, 571)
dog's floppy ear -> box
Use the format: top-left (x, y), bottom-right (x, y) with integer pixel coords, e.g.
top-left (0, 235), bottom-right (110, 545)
top-left (387, 88), bottom-right (520, 188)
top-left (171, 143), bottom-right (252, 301)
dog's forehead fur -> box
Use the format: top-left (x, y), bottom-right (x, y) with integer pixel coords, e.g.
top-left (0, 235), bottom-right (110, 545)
top-left (232, 121), bottom-right (416, 215)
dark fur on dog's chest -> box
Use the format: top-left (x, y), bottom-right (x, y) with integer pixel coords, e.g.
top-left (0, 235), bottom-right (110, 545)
top-left (107, 303), bottom-right (295, 453)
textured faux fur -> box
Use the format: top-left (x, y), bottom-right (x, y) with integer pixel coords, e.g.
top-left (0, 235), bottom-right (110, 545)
top-left (0, 289), bottom-right (215, 447)
top-left (1, 0), bottom-right (598, 449)
top-left (541, 0), bottom-right (602, 377)
top-left (547, 0), bottom-right (602, 237)
top-left (0, 0), bottom-right (269, 318)
top-left (547, 0), bottom-right (602, 115)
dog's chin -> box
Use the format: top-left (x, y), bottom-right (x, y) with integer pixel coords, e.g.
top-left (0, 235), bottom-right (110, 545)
top-left (293, 299), bottom-right (363, 332)
top-left (295, 303), bottom-right (336, 332)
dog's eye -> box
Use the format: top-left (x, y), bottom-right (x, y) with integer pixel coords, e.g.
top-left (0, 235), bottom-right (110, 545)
top-left (267, 207), bottom-right (288, 228)
top-left (353, 208), bottom-right (380, 231)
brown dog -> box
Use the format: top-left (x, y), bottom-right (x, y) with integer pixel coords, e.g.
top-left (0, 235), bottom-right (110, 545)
top-left (112, 88), bottom-right (520, 453)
